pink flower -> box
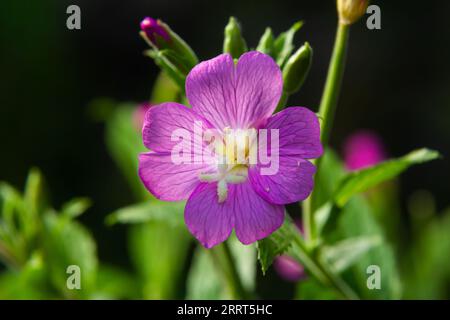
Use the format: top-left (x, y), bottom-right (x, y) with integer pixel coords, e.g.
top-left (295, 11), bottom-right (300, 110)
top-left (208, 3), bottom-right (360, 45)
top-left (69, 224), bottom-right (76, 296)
top-left (343, 130), bottom-right (386, 171)
top-left (138, 52), bottom-right (322, 248)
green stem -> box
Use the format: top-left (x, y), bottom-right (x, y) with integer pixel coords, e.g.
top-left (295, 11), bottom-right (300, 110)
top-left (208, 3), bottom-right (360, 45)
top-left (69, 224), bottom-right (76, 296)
top-left (210, 241), bottom-right (248, 299)
top-left (302, 23), bottom-right (350, 243)
top-left (291, 231), bottom-right (358, 300)
top-left (318, 23), bottom-right (350, 146)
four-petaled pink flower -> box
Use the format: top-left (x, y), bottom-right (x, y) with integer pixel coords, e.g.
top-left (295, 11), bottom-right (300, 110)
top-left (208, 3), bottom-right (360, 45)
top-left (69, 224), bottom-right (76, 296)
top-left (138, 51), bottom-right (322, 248)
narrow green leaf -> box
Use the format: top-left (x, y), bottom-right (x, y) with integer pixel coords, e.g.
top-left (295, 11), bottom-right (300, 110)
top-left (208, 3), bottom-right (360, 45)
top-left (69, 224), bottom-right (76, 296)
top-left (105, 201), bottom-right (185, 226)
top-left (334, 148), bottom-right (440, 207)
top-left (321, 236), bottom-right (381, 273)
top-left (61, 198), bottom-right (91, 219)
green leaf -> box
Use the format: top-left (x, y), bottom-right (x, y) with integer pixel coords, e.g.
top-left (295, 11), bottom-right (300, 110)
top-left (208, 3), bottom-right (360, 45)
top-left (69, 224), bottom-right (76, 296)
top-left (402, 209), bottom-right (450, 299)
top-left (321, 236), bottom-right (381, 273)
top-left (186, 246), bottom-right (225, 299)
top-left (150, 71), bottom-right (181, 104)
top-left (23, 168), bottom-right (46, 222)
top-left (273, 21), bottom-right (303, 67)
top-left (295, 277), bottom-right (340, 300)
top-left (335, 196), bottom-right (402, 299)
top-left (42, 210), bottom-right (98, 298)
top-left (61, 197), bottom-right (91, 219)
top-left (104, 103), bottom-right (149, 200)
top-left (229, 237), bottom-right (257, 293)
top-left (312, 148), bottom-right (346, 210)
top-left (334, 148), bottom-right (440, 207)
top-left (105, 201), bottom-right (185, 226)
top-left (129, 221), bottom-right (191, 299)
top-left (91, 265), bottom-right (140, 299)
top-left (186, 236), bottom-right (256, 299)
top-left (256, 217), bottom-right (296, 274)
top-left (0, 252), bottom-right (55, 299)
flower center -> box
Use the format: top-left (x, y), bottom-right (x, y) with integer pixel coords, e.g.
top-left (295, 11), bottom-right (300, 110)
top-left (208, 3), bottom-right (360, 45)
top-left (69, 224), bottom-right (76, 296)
top-left (199, 128), bottom-right (256, 203)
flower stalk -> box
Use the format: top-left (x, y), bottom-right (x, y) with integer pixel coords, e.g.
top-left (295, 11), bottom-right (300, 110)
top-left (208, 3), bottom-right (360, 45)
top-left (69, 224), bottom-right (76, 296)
top-left (303, 22), bottom-right (350, 244)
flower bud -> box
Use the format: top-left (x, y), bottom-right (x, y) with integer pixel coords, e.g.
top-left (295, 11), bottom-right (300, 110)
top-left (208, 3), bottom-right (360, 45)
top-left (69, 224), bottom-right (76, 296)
top-left (223, 17), bottom-right (248, 59)
top-left (336, 0), bottom-right (370, 25)
top-left (282, 42), bottom-right (312, 94)
top-left (256, 27), bottom-right (274, 56)
top-left (140, 17), bottom-right (198, 69)
top-left (140, 17), bottom-right (170, 45)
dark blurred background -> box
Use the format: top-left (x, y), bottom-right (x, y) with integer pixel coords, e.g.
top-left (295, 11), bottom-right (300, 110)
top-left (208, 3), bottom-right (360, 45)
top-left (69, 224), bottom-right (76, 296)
top-left (1, 0), bottom-right (449, 279)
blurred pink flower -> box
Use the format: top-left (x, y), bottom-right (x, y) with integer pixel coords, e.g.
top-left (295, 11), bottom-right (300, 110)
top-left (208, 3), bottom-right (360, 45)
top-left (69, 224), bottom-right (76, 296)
top-left (343, 130), bottom-right (386, 170)
top-left (274, 220), bottom-right (305, 282)
top-left (274, 255), bottom-right (305, 282)
top-left (133, 102), bottom-right (152, 131)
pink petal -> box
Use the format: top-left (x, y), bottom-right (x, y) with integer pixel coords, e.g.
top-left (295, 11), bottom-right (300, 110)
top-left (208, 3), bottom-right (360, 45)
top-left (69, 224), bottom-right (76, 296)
top-left (184, 183), bottom-right (235, 248)
top-left (186, 51), bottom-right (282, 130)
top-left (142, 102), bottom-right (211, 154)
top-left (249, 157), bottom-right (316, 205)
top-left (234, 52), bottom-right (283, 128)
top-left (185, 181), bottom-right (284, 248)
top-left (264, 107), bottom-right (323, 159)
top-left (233, 182), bottom-right (285, 245)
top-left (139, 152), bottom-right (210, 201)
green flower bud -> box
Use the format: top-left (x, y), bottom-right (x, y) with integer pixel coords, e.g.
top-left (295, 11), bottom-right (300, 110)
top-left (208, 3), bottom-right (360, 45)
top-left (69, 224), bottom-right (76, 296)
top-left (256, 28), bottom-right (274, 56)
top-left (282, 42), bottom-right (312, 94)
top-left (140, 17), bottom-right (198, 75)
top-left (223, 17), bottom-right (248, 59)
top-left (337, 0), bottom-right (370, 25)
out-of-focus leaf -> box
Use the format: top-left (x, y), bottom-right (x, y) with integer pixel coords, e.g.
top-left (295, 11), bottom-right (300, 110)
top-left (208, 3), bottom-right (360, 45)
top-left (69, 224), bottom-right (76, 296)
top-left (335, 196), bottom-right (401, 299)
top-left (42, 210), bottom-right (98, 298)
top-left (402, 209), bottom-right (450, 299)
top-left (186, 246), bottom-right (225, 299)
top-left (295, 277), bottom-right (340, 300)
top-left (187, 236), bottom-right (256, 299)
top-left (104, 103), bottom-right (149, 200)
top-left (61, 198), bottom-right (91, 219)
top-left (273, 21), bottom-right (303, 67)
top-left (312, 149), bottom-right (346, 211)
top-left (0, 252), bottom-right (55, 299)
top-left (150, 71), bottom-right (181, 104)
top-left (0, 182), bottom-right (28, 267)
top-left (129, 220), bottom-right (191, 299)
top-left (229, 238), bottom-right (257, 292)
top-left (106, 201), bottom-right (185, 226)
top-left (321, 236), bottom-right (381, 273)
top-left (334, 148), bottom-right (440, 207)
top-left (91, 265), bottom-right (140, 299)
top-left (23, 168), bottom-right (46, 223)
